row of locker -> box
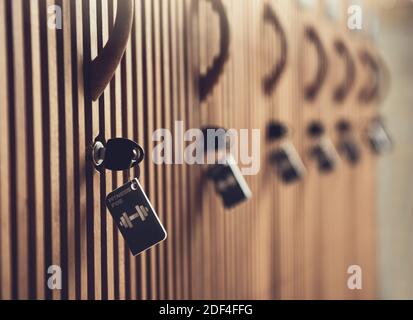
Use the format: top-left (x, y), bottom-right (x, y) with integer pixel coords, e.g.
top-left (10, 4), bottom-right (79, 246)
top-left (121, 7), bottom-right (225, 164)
top-left (93, 0), bottom-right (391, 256)
top-left (0, 0), bottom-right (385, 300)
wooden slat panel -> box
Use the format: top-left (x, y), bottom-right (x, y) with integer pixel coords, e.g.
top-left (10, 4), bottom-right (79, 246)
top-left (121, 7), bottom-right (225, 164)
top-left (0, 0), bottom-right (379, 300)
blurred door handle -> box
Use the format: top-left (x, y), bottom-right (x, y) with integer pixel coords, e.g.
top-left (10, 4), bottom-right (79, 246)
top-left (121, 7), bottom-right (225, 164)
top-left (304, 26), bottom-right (328, 101)
top-left (262, 4), bottom-right (288, 95)
top-left (199, 0), bottom-right (230, 101)
top-left (333, 39), bottom-right (356, 102)
top-left (358, 50), bottom-right (380, 103)
top-left (90, 0), bottom-right (134, 101)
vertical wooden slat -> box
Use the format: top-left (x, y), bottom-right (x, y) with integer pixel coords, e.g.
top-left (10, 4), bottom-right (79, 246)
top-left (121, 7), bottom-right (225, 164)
top-left (117, 1), bottom-right (131, 302)
top-left (187, 0), bottom-right (202, 301)
top-left (317, 1), bottom-right (336, 299)
top-left (43, 0), bottom-right (60, 301)
top-left (215, 0), bottom-right (226, 297)
top-left (134, 0), bottom-right (149, 300)
top-left (106, 0), bottom-right (121, 300)
top-left (298, 2), bottom-right (323, 300)
top-left (170, 0), bottom-right (184, 299)
top-left (176, 0), bottom-right (190, 300)
top-left (0, 0), bottom-right (11, 300)
top-left (96, 0), bottom-right (111, 300)
top-left (151, 0), bottom-right (165, 300)
top-left (184, 0), bottom-right (198, 300)
top-left (124, 15), bottom-right (137, 302)
top-left (161, 0), bottom-right (174, 300)
top-left (245, 0), bottom-right (253, 299)
top-left (58, 0), bottom-right (75, 300)
top-left (10, 0), bottom-right (29, 300)
top-left (52, 0), bottom-right (72, 300)
top-left (81, 0), bottom-right (94, 300)
top-left (181, 0), bottom-right (191, 299)
top-left (113, 0), bottom-right (126, 300)
top-left (102, 0), bottom-right (115, 298)
top-left (21, 0), bottom-right (36, 300)
top-left (200, 0), bottom-right (211, 299)
top-left (88, 0), bottom-right (102, 301)
top-left (143, 0), bottom-right (157, 299)
top-left (75, 0), bottom-right (88, 300)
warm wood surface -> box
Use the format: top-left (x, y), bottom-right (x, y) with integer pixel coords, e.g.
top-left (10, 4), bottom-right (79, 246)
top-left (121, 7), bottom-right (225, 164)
top-left (0, 0), bottom-right (377, 300)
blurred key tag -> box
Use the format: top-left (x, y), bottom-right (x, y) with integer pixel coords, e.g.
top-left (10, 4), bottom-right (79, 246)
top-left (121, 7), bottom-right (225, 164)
top-left (367, 119), bottom-right (393, 155)
top-left (270, 142), bottom-right (307, 184)
top-left (106, 178), bottom-right (167, 256)
top-left (207, 154), bottom-right (252, 209)
top-left (311, 137), bottom-right (340, 173)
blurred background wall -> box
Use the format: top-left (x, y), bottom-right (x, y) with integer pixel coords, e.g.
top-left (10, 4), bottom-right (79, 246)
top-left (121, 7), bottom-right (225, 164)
top-left (376, 0), bottom-right (413, 300)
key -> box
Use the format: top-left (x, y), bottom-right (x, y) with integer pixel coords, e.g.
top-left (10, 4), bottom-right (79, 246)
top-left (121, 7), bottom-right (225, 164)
top-left (92, 137), bottom-right (145, 171)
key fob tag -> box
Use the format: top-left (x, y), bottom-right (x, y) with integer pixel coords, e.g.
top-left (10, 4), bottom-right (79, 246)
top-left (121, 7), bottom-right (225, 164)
top-left (311, 137), bottom-right (339, 173)
top-left (106, 178), bottom-right (167, 256)
top-left (270, 142), bottom-right (307, 183)
top-left (207, 154), bottom-right (252, 209)
top-left (367, 120), bottom-right (393, 155)
top-left (338, 139), bottom-right (361, 165)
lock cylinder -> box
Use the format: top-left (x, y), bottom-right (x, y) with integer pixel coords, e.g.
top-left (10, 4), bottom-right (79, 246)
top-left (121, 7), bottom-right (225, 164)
top-left (91, 137), bottom-right (145, 172)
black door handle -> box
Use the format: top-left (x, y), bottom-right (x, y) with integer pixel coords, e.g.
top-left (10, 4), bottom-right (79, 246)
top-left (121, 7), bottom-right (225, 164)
top-left (199, 0), bottom-right (231, 101)
top-left (262, 4), bottom-right (288, 95)
top-left (304, 26), bottom-right (328, 101)
top-left (358, 50), bottom-right (380, 104)
top-left (333, 39), bottom-right (356, 102)
top-left (89, 0), bottom-right (134, 101)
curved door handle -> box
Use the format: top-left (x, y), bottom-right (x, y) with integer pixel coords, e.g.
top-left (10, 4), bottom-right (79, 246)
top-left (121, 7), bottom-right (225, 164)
top-left (90, 0), bottom-right (134, 101)
top-left (304, 26), bottom-right (328, 101)
top-left (333, 39), bottom-right (356, 102)
top-left (262, 4), bottom-right (288, 95)
top-left (199, 0), bottom-right (230, 101)
top-left (358, 50), bottom-right (380, 104)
